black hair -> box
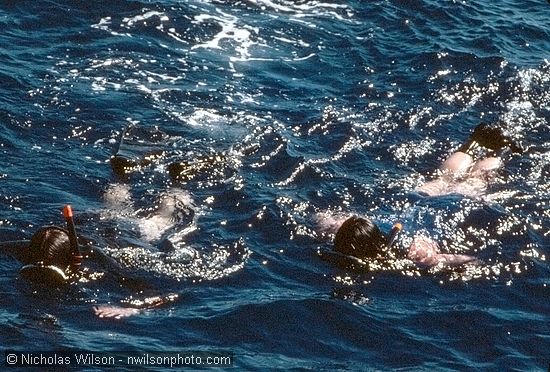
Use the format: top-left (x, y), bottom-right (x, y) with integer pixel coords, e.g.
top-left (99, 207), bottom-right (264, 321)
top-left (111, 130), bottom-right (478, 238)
top-left (25, 226), bottom-right (74, 273)
top-left (334, 216), bottom-right (387, 259)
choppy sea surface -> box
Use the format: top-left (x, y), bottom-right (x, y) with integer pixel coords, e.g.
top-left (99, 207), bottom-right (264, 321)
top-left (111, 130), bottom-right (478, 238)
top-left (1, 0), bottom-right (549, 370)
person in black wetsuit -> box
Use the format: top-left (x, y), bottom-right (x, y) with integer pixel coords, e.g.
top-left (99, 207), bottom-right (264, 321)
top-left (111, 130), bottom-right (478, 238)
top-left (1, 126), bottom-right (243, 319)
top-left (107, 123), bottom-right (233, 184)
top-left (0, 206), bottom-right (179, 319)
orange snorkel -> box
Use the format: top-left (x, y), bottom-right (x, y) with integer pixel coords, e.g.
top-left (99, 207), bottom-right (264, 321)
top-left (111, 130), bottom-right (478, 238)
top-left (387, 222), bottom-right (403, 248)
top-left (63, 205), bottom-right (82, 271)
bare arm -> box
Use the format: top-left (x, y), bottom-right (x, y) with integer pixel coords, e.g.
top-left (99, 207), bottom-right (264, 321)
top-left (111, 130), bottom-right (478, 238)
top-left (407, 235), bottom-right (477, 267)
top-left (314, 213), bottom-right (351, 234)
top-left (94, 293), bottom-right (179, 319)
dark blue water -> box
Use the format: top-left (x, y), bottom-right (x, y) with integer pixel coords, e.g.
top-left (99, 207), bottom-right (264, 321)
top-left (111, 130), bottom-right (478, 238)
top-left (1, 0), bottom-right (549, 370)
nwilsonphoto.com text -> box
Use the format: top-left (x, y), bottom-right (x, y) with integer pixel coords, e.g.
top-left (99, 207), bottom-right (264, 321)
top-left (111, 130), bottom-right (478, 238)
top-left (4, 351), bottom-right (233, 368)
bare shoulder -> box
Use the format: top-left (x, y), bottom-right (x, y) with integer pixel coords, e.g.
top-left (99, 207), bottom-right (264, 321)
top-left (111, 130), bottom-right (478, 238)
top-left (314, 212), bottom-right (351, 234)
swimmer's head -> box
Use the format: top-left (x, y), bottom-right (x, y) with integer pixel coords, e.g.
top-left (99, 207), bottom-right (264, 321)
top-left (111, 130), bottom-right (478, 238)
top-left (20, 206), bottom-right (82, 284)
top-left (334, 216), bottom-right (387, 259)
top-left (26, 227), bottom-right (74, 271)
top-left (20, 227), bottom-right (76, 283)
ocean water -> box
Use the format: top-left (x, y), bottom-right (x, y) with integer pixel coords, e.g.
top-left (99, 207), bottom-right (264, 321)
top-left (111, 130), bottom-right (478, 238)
top-left (0, 0), bottom-right (549, 370)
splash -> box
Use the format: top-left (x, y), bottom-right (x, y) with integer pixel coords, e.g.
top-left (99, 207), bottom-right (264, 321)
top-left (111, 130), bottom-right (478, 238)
top-left (104, 239), bottom-right (250, 281)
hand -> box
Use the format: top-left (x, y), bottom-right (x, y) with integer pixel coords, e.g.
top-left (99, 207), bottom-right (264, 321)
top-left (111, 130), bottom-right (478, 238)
top-left (94, 305), bottom-right (140, 319)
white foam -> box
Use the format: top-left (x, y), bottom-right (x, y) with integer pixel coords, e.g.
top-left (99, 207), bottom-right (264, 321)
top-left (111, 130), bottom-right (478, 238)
top-left (91, 16), bottom-right (112, 32)
top-left (186, 109), bottom-right (227, 127)
top-left (246, 0), bottom-right (354, 21)
top-left (191, 12), bottom-right (258, 62)
top-left (121, 11), bottom-right (169, 28)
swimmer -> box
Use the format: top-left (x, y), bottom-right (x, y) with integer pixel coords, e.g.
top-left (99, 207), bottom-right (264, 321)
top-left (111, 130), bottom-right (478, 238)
top-left (102, 183), bottom-right (196, 244)
top-left (108, 124), bottom-right (230, 183)
top-left (0, 206), bottom-right (83, 283)
top-left (416, 122), bottom-right (521, 197)
top-left (111, 150), bottom-right (231, 184)
top-left (0, 206), bottom-right (180, 319)
top-left (320, 122), bottom-right (521, 269)
top-left (326, 215), bottom-right (477, 268)
top-left (105, 125), bottom-right (223, 243)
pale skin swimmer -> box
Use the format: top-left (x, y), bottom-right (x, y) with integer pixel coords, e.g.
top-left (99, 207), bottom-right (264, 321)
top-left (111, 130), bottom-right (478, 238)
top-left (318, 122), bottom-right (522, 269)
